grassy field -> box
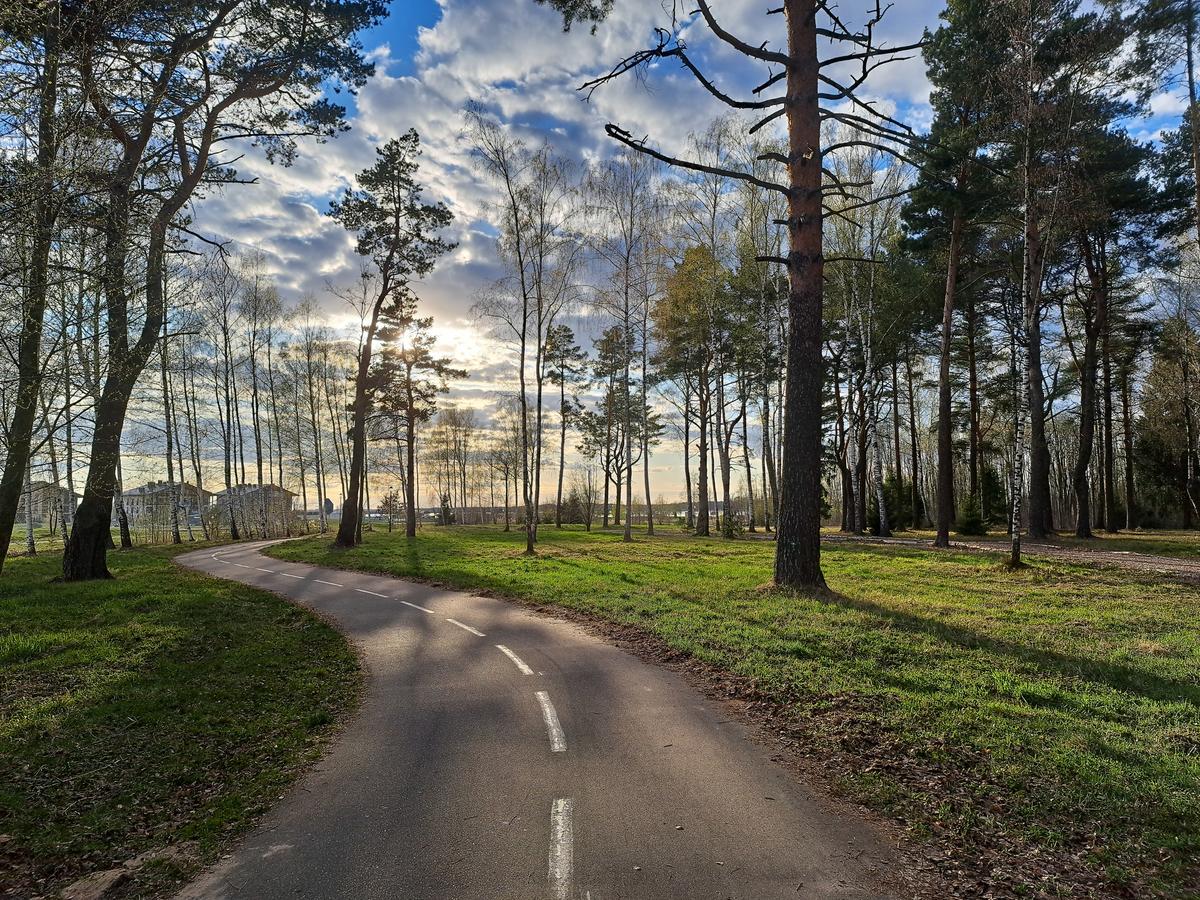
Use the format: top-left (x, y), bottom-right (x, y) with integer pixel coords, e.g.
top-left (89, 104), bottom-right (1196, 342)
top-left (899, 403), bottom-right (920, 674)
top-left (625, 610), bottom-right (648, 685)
top-left (893, 525), bottom-right (1200, 559)
top-left (0, 544), bottom-right (360, 898)
top-left (269, 525), bottom-right (1200, 897)
top-left (3, 524), bottom-right (69, 557)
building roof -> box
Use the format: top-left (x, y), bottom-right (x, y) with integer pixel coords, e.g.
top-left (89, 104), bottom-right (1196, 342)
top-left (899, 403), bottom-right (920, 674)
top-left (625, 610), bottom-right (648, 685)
top-left (26, 479), bottom-right (81, 499)
top-left (124, 481), bottom-right (210, 498)
top-left (213, 483), bottom-right (297, 499)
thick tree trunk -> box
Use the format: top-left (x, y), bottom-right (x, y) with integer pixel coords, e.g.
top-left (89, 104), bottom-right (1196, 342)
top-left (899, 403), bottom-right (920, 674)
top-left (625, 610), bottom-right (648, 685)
top-left (935, 212), bottom-right (963, 548)
top-left (64, 388), bottom-right (130, 578)
top-left (64, 217), bottom-right (169, 580)
top-left (696, 373), bottom-right (710, 536)
top-left (774, 0), bottom-right (826, 589)
top-left (336, 297), bottom-right (383, 548)
top-left (1188, 0), bottom-right (1200, 248)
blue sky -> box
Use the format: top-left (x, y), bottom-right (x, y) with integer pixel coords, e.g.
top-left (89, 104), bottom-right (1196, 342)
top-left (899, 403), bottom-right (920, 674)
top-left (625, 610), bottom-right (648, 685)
top-left (363, 0), bottom-right (443, 76)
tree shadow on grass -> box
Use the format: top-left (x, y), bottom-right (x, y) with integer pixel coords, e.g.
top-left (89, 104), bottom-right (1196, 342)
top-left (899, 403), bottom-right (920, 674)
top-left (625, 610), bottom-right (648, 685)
top-left (812, 587), bottom-right (1200, 709)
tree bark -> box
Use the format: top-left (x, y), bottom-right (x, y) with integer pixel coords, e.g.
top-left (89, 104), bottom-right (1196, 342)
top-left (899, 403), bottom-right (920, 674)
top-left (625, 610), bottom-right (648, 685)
top-left (0, 4), bottom-right (59, 572)
top-left (774, 0), bottom-right (826, 589)
top-left (1122, 367), bottom-right (1136, 530)
top-left (695, 371), bottom-right (711, 536)
top-left (891, 358), bottom-right (904, 490)
top-left (741, 393), bottom-right (756, 532)
top-left (683, 383), bottom-right (695, 530)
top-left (404, 366), bottom-right (419, 538)
top-left (761, 378), bottom-right (779, 530)
top-left (1072, 312), bottom-right (1099, 539)
top-left (63, 213), bottom-right (170, 579)
top-left (641, 310), bottom-right (654, 536)
top-left (161, 311), bottom-right (181, 544)
top-left (556, 375), bottom-right (567, 527)
top-left (905, 350), bottom-right (922, 526)
top-left (1188, 0), bottom-right (1200, 248)
top-left (967, 295), bottom-right (981, 509)
top-left (336, 292), bottom-right (385, 547)
top-left (935, 211), bottom-right (963, 548)
top-left (1102, 335), bottom-right (1117, 533)
top-left (1025, 228), bottom-right (1053, 539)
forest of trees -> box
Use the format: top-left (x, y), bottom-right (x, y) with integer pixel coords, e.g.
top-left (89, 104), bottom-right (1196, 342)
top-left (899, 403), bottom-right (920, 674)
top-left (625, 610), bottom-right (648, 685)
top-left (7, 0), bottom-right (1200, 586)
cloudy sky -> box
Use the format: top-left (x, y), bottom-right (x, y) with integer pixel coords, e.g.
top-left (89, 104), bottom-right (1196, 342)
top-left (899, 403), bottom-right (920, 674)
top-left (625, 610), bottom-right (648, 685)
top-left (191, 0), bottom-right (935, 326)
top-left (183, 0), bottom-right (1188, 500)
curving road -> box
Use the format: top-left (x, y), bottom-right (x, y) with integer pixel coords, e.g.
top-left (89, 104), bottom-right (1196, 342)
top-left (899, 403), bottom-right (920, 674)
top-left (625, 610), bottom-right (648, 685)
top-left (175, 541), bottom-right (904, 900)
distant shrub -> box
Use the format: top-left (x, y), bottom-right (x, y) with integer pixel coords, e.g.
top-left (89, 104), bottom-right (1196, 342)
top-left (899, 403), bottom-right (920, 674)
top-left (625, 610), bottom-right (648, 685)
top-left (981, 466), bottom-right (1007, 524)
top-left (722, 512), bottom-right (746, 539)
top-left (868, 476), bottom-right (912, 533)
top-left (956, 495), bottom-right (987, 536)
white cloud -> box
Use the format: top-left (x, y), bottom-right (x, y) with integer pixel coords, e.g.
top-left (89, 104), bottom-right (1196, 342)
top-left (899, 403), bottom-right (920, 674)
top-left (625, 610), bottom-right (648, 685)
top-left (186, 0), bottom-right (946, 495)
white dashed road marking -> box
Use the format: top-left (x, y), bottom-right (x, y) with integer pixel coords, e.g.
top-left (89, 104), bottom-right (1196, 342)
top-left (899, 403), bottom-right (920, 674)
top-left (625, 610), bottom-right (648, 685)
top-left (355, 588), bottom-right (387, 598)
top-left (279, 572), bottom-right (304, 579)
top-left (496, 644), bottom-right (534, 675)
top-left (536, 691), bottom-right (567, 752)
top-left (548, 798), bottom-right (574, 900)
top-left (446, 618), bottom-right (486, 637)
top-left (314, 579), bottom-right (342, 587)
top-left (401, 600), bottom-right (434, 613)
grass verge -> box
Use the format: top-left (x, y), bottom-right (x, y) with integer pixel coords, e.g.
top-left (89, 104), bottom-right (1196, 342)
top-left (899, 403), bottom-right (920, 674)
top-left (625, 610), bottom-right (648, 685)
top-left (0, 543), bottom-right (360, 898)
top-left (268, 525), bottom-right (1199, 898)
top-left (894, 526), bottom-right (1200, 560)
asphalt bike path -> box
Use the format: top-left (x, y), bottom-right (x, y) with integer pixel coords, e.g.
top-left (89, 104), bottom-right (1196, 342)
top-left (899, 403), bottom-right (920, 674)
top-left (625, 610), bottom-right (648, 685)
top-left (175, 540), bottom-right (902, 900)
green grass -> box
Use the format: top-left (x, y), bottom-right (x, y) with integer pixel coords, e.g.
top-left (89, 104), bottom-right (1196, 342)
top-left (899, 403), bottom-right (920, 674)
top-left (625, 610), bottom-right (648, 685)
top-left (269, 525), bottom-right (1200, 896)
top-left (897, 525), bottom-right (1200, 559)
top-left (4, 525), bottom-right (69, 557)
top-left (0, 543), bottom-right (360, 898)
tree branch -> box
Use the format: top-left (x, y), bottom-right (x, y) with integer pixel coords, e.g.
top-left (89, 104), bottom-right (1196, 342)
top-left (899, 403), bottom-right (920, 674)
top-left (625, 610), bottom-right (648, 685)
top-left (602, 124), bottom-right (790, 195)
